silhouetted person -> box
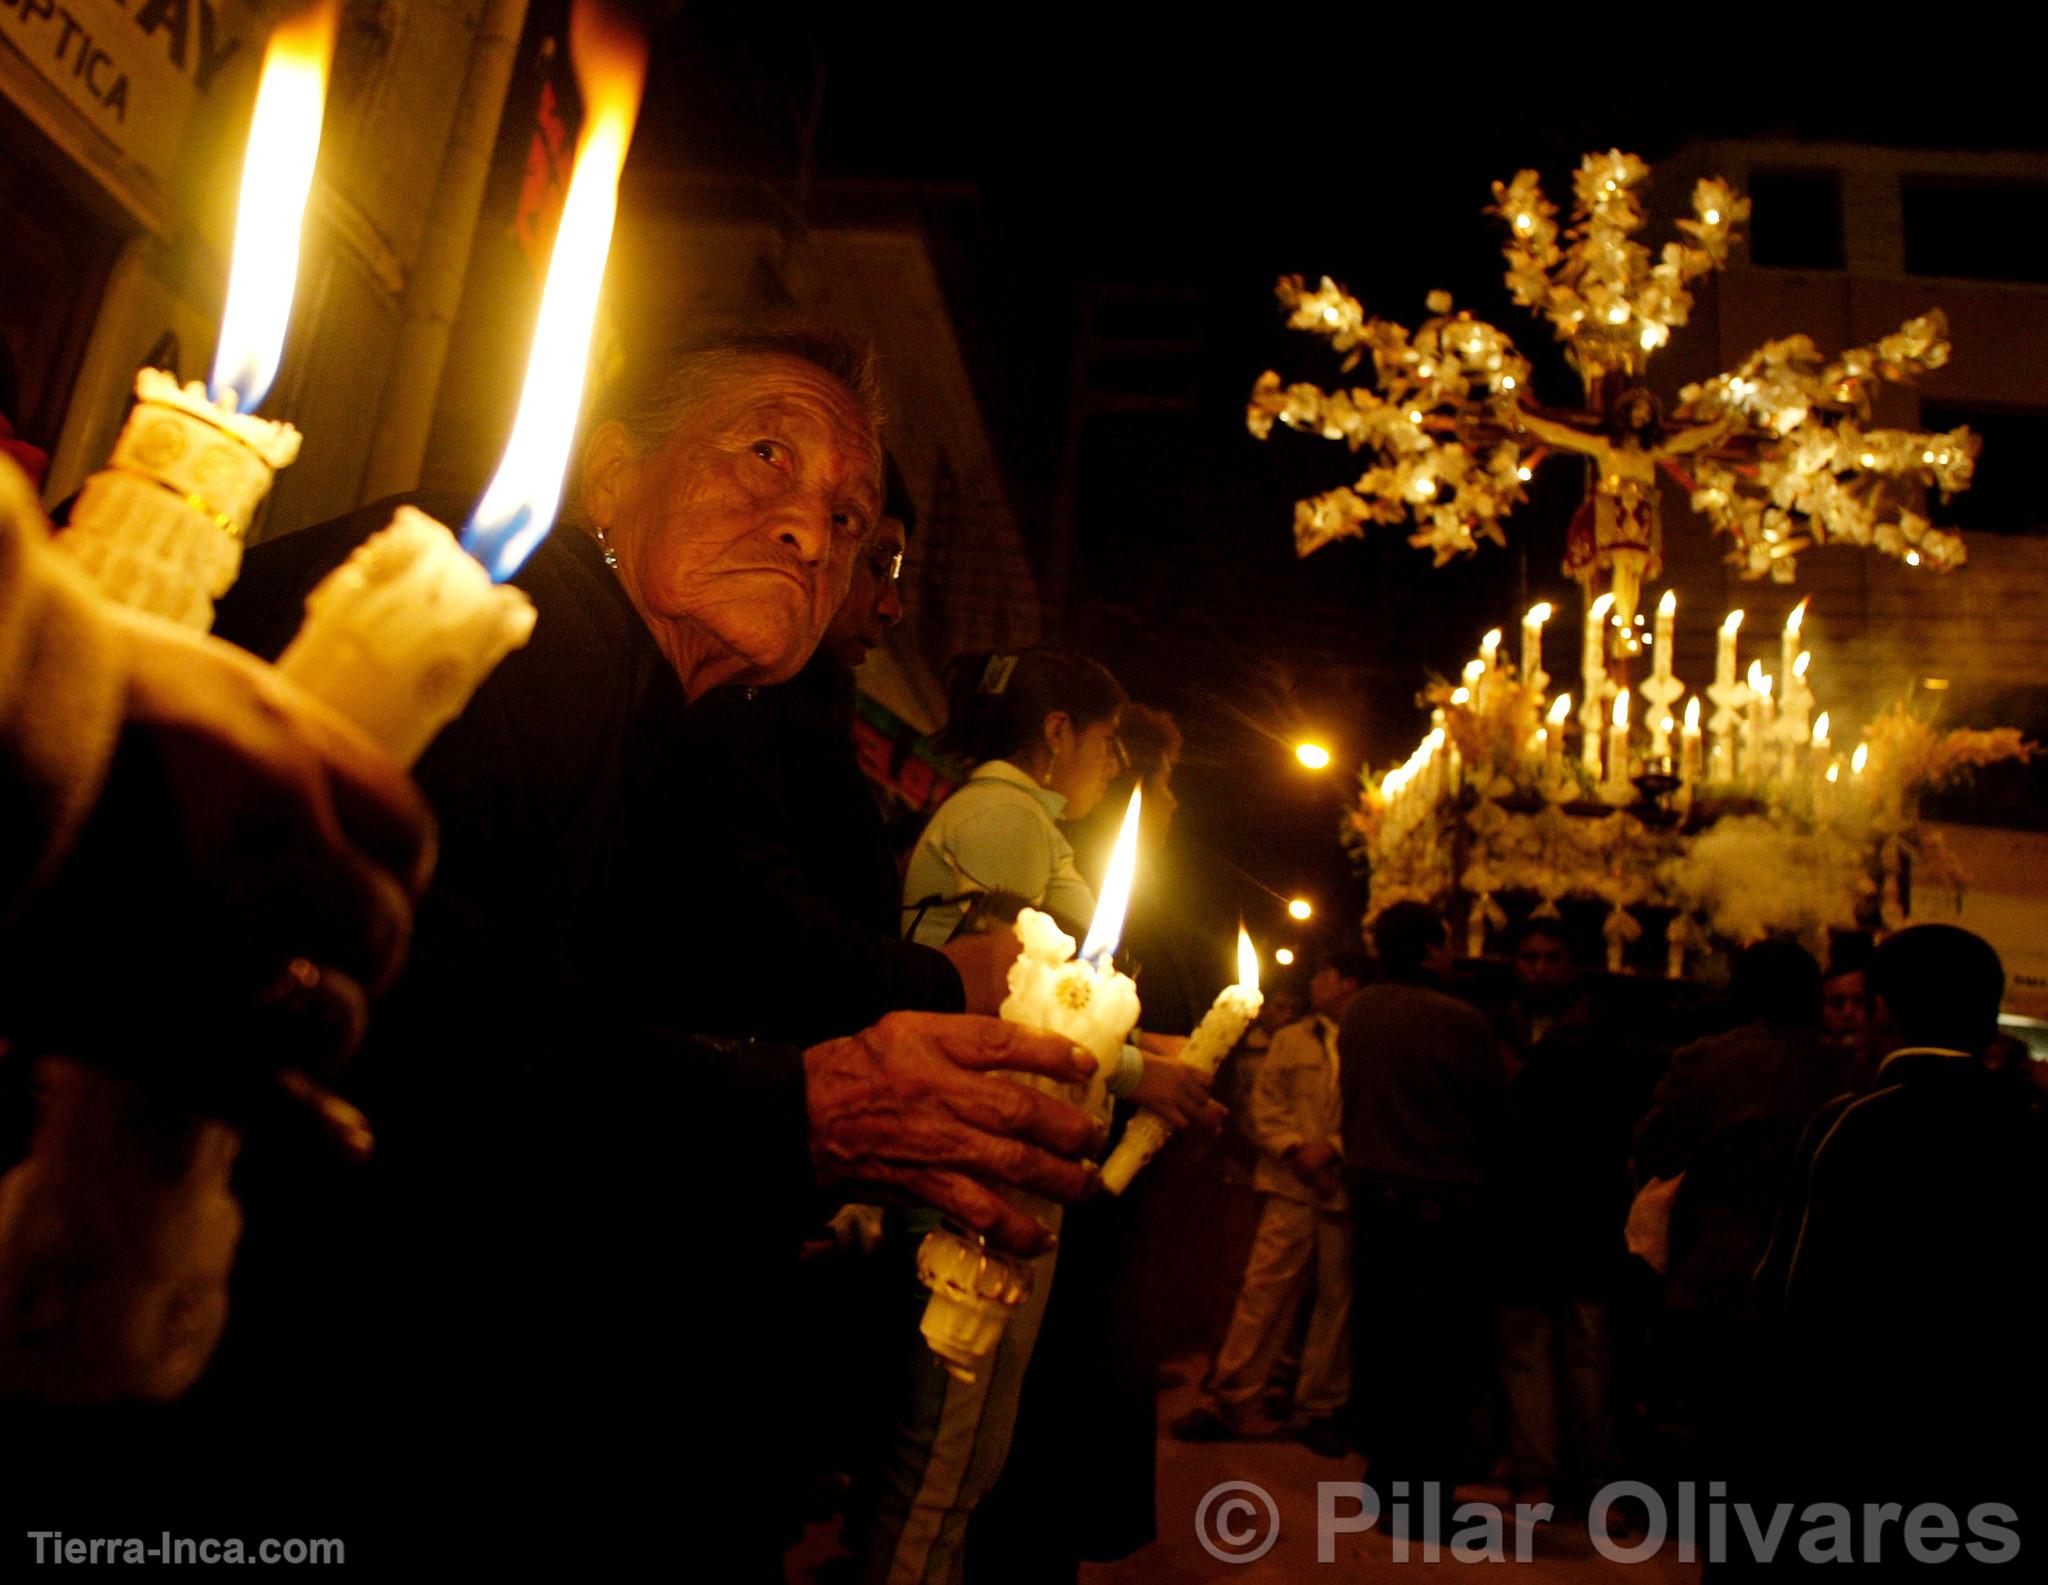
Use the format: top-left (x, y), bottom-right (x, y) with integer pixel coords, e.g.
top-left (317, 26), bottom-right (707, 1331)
top-left (1772, 926), bottom-right (2044, 1555)
top-left (1340, 902), bottom-right (1504, 1522)
top-left (1633, 940), bottom-right (1859, 1485)
top-left (1494, 919), bottom-right (1636, 1509)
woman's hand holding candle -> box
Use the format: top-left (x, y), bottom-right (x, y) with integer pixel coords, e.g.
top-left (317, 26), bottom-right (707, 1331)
top-left (803, 1011), bottom-right (1106, 1256)
top-left (1130, 1056), bottom-right (1225, 1133)
top-left (6, 609), bottom-right (434, 1066)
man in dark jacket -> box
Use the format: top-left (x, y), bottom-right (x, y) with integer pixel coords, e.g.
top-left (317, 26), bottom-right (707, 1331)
top-left (1493, 918), bottom-right (1639, 1508)
top-left (1770, 925), bottom-right (2044, 1553)
top-left (1341, 901), bottom-right (1504, 1517)
top-left (1631, 939), bottom-right (1858, 1489)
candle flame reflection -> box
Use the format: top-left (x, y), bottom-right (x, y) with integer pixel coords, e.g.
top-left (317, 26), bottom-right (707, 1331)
top-left (209, 0), bottom-right (340, 412)
top-left (463, 0), bottom-right (649, 580)
top-left (1080, 784), bottom-right (1142, 964)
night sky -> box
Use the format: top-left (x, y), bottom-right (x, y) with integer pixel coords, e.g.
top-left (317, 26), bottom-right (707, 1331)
top-left (632, 10), bottom-right (2047, 966)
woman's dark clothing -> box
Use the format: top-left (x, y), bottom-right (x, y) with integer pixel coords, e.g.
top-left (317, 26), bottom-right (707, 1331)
top-left (85, 498), bottom-right (825, 1571)
top-left (677, 657), bottom-right (963, 1046)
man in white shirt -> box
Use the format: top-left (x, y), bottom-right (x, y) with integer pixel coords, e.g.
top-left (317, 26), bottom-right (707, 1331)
top-left (1173, 949), bottom-right (1369, 1457)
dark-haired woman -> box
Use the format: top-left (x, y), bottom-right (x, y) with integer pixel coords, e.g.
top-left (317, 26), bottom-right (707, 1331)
top-left (903, 648), bottom-right (1128, 947)
top-left (861, 652), bottom-right (1212, 1583)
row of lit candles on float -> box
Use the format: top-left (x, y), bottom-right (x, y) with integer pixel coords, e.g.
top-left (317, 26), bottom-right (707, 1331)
top-left (1378, 592), bottom-right (1878, 827)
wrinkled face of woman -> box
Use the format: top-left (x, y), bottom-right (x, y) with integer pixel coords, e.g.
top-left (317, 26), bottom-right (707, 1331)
top-left (599, 355), bottom-right (882, 695)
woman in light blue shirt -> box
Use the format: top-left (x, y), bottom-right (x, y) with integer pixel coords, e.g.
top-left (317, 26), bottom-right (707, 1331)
top-left (903, 649), bottom-right (1127, 947)
top-left (866, 650), bottom-right (1209, 1583)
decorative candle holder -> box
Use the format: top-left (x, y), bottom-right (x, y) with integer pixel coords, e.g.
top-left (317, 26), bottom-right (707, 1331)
top-left (56, 370), bottom-right (301, 630)
top-left (917, 909), bottom-right (1136, 1381)
top-left (276, 507), bottom-right (537, 767)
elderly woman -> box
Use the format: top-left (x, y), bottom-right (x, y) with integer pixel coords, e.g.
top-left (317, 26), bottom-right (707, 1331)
top-left (196, 328), bottom-right (1100, 1575)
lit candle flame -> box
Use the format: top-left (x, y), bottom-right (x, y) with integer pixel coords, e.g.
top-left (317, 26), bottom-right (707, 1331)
top-left (463, 0), bottom-right (649, 580)
top-left (1722, 609), bottom-right (1745, 638)
top-left (1795, 651), bottom-right (1812, 679)
top-left (1658, 589), bottom-right (1677, 618)
top-left (1450, 687), bottom-right (1471, 705)
top-left (1813, 711), bottom-right (1831, 744)
top-left (1684, 696), bottom-right (1702, 731)
top-left (1613, 689), bottom-right (1630, 729)
top-left (1080, 784), bottom-right (1142, 964)
top-left (1748, 661), bottom-right (1772, 697)
top-left (1852, 744), bottom-right (1869, 775)
top-left (1237, 926), bottom-right (1260, 992)
top-left (1481, 628), bottom-right (1503, 658)
top-left (1462, 660), bottom-right (1485, 685)
top-left (1590, 592), bottom-right (1616, 622)
top-left (1785, 596), bottom-right (1810, 638)
top-left (209, 0), bottom-right (340, 413)
top-left (1525, 602), bottom-right (1553, 626)
top-left (1548, 694), bottom-right (1572, 726)
top-left (1826, 763), bottom-right (1841, 784)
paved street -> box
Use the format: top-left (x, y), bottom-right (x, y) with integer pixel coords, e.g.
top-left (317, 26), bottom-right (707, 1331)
top-left (794, 1355), bottom-right (1704, 1582)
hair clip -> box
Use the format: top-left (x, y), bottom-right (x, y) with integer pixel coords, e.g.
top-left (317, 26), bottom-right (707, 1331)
top-left (978, 654), bottom-right (1018, 695)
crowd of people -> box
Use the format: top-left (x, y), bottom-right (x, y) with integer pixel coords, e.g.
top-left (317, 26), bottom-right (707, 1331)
top-left (1177, 901), bottom-right (2047, 1560)
top-left (2, 322), bottom-right (2042, 1579)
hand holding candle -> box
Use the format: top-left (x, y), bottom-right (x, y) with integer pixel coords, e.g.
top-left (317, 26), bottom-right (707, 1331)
top-left (917, 789), bottom-right (1145, 1379)
top-left (1100, 926), bottom-right (1263, 1195)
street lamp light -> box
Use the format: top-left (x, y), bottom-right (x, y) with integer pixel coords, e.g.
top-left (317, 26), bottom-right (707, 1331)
top-left (1275, 948), bottom-right (1296, 966)
top-left (1295, 741), bottom-right (1332, 770)
top-left (1288, 898), bottom-right (1313, 921)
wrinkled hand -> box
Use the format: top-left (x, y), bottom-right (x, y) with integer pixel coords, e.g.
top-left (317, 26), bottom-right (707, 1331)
top-left (11, 612), bottom-right (435, 1082)
top-left (937, 924), bottom-right (1022, 1016)
top-left (1131, 1054), bottom-right (1224, 1134)
top-left (804, 1011), bottom-right (1106, 1255)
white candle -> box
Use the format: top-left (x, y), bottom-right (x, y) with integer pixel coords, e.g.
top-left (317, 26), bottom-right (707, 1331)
top-left (1715, 608), bottom-right (1745, 689)
top-left (1101, 927), bottom-right (1260, 1195)
top-left (1744, 662), bottom-right (1775, 783)
top-left (1608, 687), bottom-right (1632, 789)
top-left (1521, 603), bottom-right (1553, 691)
top-left (1638, 589), bottom-right (1684, 746)
top-left (921, 793), bottom-right (1143, 1376)
top-left (1708, 610), bottom-right (1747, 781)
top-left (1780, 598), bottom-right (1810, 693)
top-left (276, 508), bottom-right (538, 767)
top-left (1581, 594), bottom-right (1615, 778)
top-left (1546, 694), bottom-right (1571, 778)
top-left (1680, 696), bottom-right (1703, 788)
